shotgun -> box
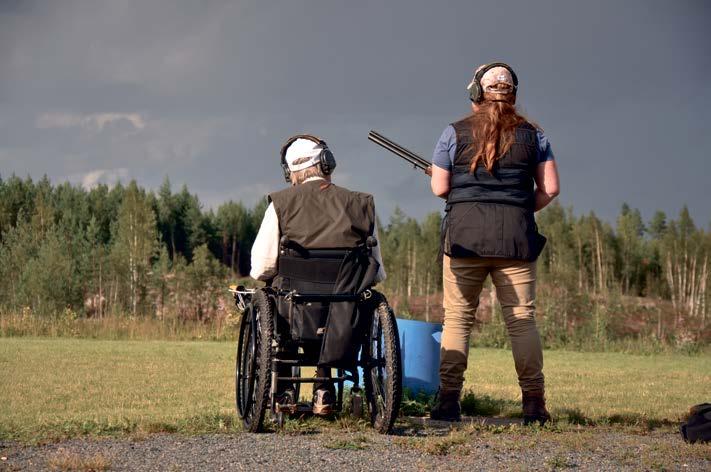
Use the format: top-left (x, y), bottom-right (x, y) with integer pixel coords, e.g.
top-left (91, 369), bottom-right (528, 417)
top-left (367, 130), bottom-right (431, 171)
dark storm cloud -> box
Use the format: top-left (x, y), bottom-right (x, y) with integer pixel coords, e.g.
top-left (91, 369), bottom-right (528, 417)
top-left (1, 0), bottom-right (709, 223)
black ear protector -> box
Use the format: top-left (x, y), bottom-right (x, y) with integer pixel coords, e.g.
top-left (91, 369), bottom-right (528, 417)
top-left (468, 62), bottom-right (519, 104)
top-left (279, 134), bottom-right (337, 183)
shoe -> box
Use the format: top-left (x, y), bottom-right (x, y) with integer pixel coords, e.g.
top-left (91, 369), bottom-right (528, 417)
top-left (312, 389), bottom-right (334, 416)
top-left (522, 390), bottom-right (551, 425)
top-left (430, 389), bottom-right (462, 422)
top-left (277, 388), bottom-right (296, 407)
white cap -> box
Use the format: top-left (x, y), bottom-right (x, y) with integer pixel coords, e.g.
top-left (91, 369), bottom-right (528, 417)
top-left (285, 138), bottom-right (322, 171)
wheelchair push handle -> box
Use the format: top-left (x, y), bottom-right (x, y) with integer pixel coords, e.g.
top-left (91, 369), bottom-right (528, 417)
top-left (280, 235), bottom-right (290, 250)
top-left (229, 284), bottom-right (256, 312)
top-left (280, 235), bottom-right (377, 254)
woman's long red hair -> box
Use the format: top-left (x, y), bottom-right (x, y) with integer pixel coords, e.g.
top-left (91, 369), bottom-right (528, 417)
top-left (469, 90), bottom-right (532, 173)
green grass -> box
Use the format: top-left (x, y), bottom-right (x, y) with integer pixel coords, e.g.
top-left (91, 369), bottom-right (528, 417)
top-left (1, 338), bottom-right (709, 443)
top-left (0, 338), bottom-right (238, 443)
top-left (466, 348), bottom-right (710, 425)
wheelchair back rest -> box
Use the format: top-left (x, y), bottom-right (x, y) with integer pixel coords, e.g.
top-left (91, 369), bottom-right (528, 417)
top-left (274, 243), bottom-right (380, 350)
top-left (275, 247), bottom-right (355, 344)
top-left (277, 248), bottom-right (348, 294)
top-left (276, 239), bottom-right (379, 296)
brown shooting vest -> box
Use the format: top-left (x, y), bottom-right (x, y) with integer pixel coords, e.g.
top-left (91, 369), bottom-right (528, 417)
top-left (269, 179), bottom-right (375, 249)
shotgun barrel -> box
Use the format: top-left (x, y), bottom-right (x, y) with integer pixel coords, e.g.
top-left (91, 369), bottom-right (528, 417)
top-left (368, 130), bottom-right (431, 171)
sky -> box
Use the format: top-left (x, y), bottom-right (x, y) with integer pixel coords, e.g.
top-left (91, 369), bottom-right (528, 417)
top-left (1, 0), bottom-right (709, 226)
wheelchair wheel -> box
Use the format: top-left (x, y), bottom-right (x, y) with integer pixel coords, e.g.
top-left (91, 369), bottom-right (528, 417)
top-left (364, 292), bottom-right (402, 434)
top-left (235, 289), bottom-right (274, 433)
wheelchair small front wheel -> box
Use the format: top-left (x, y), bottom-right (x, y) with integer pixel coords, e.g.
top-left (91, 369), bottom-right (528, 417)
top-left (235, 289), bottom-right (274, 433)
top-left (364, 293), bottom-right (402, 434)
top-left (275, 411), bottom-right (285, 429)
top-left (350, 389), bottom-right (364, 419)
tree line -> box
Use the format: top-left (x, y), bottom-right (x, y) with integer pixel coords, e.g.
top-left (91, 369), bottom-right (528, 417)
top-left (378, 201), bottom-right (709, 345)
top-left (0, 174), bottom-right (266, 320)
top-left (1, 174), bottom-right (709, 344)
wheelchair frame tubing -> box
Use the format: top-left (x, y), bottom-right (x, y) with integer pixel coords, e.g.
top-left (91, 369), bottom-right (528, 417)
top-left (245, 305), bottom-right (259, 417)
top-left (269, 292), bottom-right (279, 412)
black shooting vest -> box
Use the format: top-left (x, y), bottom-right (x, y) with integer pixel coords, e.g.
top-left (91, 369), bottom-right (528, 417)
top-left (442, 117), bottom-right (546, 261)
top-left (269, 180), bottom-right (378, 368)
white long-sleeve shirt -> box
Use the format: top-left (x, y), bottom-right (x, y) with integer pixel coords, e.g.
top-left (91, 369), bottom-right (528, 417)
top-left (250, 180), bottom-right (387, 283)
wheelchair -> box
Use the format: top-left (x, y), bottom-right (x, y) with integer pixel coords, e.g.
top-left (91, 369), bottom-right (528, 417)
top-left (231, 237), bottom-right (402, 434)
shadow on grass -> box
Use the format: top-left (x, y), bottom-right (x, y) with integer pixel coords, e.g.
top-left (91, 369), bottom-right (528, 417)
top-left (460, 391), bottom-right (520, 417)
top-left (402, 390), bottom-right (677, 433)
top-left (558, 408), bottom-right (675, 430)
top-left (605, 413), bottom-right (675, 430)
top-left (401, 388), bottom-right (520, 418)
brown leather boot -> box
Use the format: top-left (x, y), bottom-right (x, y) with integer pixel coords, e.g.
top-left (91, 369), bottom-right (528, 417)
top-left (430, 389), bottom-right (462, 422)
top-left (522, 390), bottom-right (551, 425)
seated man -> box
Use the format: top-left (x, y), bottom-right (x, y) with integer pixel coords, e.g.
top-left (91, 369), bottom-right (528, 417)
top-left (250, 134), bottom-right (386, 415)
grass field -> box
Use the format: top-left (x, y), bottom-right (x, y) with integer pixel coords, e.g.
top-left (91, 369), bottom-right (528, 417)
top-left (1, 337), bottom-right (709, 443)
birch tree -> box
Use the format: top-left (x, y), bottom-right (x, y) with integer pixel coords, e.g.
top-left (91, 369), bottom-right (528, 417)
top-left (112, 181), bottom-right (158, 316)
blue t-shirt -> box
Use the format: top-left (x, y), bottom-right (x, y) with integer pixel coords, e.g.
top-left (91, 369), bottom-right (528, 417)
top-left (432, 124), bottom-right (555, 171)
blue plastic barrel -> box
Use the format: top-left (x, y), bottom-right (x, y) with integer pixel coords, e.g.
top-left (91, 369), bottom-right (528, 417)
top-left (396, 318), bottom-right (442, 395)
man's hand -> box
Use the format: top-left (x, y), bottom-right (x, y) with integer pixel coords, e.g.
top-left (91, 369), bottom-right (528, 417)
top-left (425, 166), bottom-right (433, 176)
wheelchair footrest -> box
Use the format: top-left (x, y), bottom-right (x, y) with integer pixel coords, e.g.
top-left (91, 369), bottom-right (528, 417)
top-left (276, 376), bottom-right (349, 383)
top-left (275, 403), bottom-right (313, 415)
top-left (275, 402), bottom-right (298, 414)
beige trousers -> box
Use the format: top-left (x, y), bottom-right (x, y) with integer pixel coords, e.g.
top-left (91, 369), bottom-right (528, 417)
top-left (440, 255), bottom-right (544, 393)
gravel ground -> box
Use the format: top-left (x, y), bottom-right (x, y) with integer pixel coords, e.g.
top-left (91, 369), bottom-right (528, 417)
top-left (2, 419), bottom-right (709, 471)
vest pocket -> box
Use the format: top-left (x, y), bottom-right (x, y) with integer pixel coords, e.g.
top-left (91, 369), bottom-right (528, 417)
top-left (444, 203), bottom-right (490, 257)
top-left (501, 206), bottom-right (546, 260)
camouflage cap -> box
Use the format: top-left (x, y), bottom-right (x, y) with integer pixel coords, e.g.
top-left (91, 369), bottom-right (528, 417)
top-left (479, 65), bottom-right (515, 94)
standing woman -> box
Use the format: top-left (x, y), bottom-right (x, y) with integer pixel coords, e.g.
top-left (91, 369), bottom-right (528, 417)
top-left (428, 63), bottom-right (559, 423)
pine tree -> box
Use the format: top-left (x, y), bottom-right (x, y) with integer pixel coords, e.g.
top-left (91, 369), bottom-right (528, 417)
top-left (217, 201), bottom-right (249, 276)
top-left (20, 226), bottom-right (80, 315)
top-left (616, 203), bottom-right (645, 294)
top-left (0, 220), bottom-right (35, 309)
top-left (157, 177), bottom-right (180, 261)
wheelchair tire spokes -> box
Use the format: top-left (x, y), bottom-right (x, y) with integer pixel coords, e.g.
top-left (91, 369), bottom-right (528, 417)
top-left (236, 306), bottom-right (259, 422)
top-left (236, 310), bottom-right (251, 417)
top-left (363, 292), bottom-right (402, 434)
top-left (370, 318), bottom-right (387, 420)
top-left (244, 315), bottom-right (259, 420)
top-left (235, 289), bottom-right (275, 433)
